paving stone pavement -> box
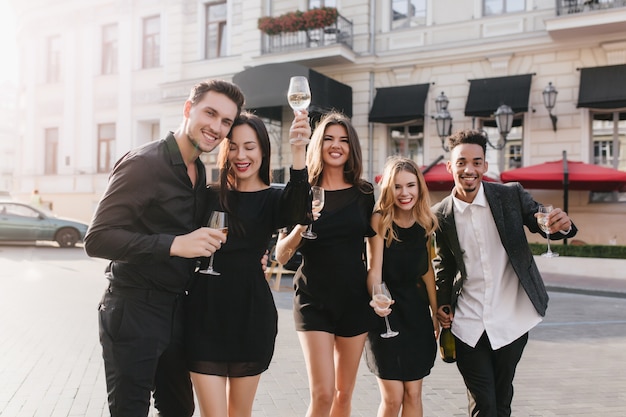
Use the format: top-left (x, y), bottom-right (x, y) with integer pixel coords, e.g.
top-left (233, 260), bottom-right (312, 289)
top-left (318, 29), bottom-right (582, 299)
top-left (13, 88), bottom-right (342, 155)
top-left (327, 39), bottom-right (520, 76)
top-left (0, 246), bottom-right (625, 416)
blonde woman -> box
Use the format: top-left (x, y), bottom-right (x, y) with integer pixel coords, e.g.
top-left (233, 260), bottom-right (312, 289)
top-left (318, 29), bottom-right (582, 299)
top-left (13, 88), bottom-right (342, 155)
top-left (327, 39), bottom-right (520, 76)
top-left (365, 156), bottom-right (439, 417)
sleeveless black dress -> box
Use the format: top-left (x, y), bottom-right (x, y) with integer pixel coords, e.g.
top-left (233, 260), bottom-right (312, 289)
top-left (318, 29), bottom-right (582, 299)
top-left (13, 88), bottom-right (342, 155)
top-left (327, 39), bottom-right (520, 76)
top-left (293, 186), bottom-right (377, 337)
top-left (185, 169), bottom-right (309, 377)
top-left (364, 222), bottom-right (436, 381)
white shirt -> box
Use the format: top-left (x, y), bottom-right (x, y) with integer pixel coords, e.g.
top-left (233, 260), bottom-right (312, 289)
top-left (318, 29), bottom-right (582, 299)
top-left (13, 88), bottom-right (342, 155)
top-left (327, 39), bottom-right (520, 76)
top-left (450, 184), bottom-right (542, 349)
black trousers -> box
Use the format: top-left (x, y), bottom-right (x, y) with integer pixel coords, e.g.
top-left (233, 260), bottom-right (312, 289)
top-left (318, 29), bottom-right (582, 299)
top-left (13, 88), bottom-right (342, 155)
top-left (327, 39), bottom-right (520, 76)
top-left (455, 332), bottom-right (528, 417)
top-left (98, 286), bottom-right (194, 417)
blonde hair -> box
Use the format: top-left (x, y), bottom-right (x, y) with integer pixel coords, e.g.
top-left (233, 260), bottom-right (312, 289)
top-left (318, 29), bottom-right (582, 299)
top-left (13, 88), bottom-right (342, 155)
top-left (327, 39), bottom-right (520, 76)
top-left (374, 156), bottom-right (438, 247)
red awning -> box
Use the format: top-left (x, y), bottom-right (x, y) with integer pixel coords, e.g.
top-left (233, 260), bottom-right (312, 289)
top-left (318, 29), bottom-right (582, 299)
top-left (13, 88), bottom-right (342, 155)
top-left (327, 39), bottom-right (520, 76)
top-left (500, 160), bottom-right (626, 192)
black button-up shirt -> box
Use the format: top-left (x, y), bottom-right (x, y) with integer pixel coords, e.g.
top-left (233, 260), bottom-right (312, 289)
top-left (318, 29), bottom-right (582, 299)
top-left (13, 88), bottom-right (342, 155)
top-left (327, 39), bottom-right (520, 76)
top-left (85, 132), bottom-right (207, 293)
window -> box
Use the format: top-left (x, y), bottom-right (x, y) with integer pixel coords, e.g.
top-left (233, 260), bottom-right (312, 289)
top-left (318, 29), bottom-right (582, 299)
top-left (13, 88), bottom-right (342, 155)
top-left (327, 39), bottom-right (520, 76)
top-left (309, 0), bottom-right (337, 8)
top-left (142, 15), bottom-right (160, 69)
top-left (44, 128), bottom-right (58, 175)
top-left (392, 0), bottom-right (426, 30)
top-left (205, 2), bottom-right (227, 59)
top-left (98, 123), bottom-right (116, 173)
top-left (593, 140), bottom-right (614, 166)
top-left (484, 0), bottom-right (525, 16)
top-left (507, 143), bottom-right (522, 169)
top-left (136, 121), bottom-right (161, 146)
top-left (591, 111), bottom-right (626, 170)
top-left (47, 36), bottom-right (61, 83)
top-left (389, 125), bottom-right (424, 166)
top-left (102, 24), bottom-right (118, 75)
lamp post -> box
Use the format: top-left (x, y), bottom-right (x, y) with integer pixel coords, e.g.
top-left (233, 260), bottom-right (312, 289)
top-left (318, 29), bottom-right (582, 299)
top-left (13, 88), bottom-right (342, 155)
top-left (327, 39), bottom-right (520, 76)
top-left (433, 92), bottom-right (452, 151)
top-left (487, 104), bottom-right (514, 173)
top-left (543, 82), bottom-right (558, 132)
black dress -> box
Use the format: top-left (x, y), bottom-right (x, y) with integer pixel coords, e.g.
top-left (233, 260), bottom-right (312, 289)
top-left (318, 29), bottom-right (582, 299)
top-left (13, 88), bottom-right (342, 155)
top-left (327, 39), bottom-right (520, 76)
top-left (293, 185), bottom-right (377, 337)
top-left (185, 170), bottom-right (309, 377)
top-left (364, 222), bottom-right (436, 381)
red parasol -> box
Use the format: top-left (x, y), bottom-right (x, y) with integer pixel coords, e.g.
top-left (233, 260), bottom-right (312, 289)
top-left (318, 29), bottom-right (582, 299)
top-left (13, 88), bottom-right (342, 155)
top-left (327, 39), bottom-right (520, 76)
top-left (500, 159), bottom-right (626, 192)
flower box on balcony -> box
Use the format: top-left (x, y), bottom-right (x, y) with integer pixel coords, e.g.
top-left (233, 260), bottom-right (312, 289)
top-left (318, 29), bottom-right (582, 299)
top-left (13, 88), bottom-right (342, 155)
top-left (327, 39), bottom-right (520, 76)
top-left (258, 7), bottom-right (339, 35)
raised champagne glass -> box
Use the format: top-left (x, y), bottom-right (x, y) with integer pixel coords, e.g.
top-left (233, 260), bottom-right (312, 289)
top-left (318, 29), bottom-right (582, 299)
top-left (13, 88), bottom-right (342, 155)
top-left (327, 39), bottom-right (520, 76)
top-left (287, 76), bottom-right (311, 145)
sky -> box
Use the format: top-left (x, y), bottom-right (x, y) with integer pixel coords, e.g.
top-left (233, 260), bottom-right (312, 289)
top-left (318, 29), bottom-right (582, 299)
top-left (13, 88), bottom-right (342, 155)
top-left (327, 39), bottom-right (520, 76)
top-left (0, 1), bottom-right (19, 84)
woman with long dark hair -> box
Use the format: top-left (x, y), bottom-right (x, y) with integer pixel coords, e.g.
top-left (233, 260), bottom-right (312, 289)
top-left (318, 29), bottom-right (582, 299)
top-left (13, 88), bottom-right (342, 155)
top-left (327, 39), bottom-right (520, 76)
top-left (185, 111), bottom-right (311, 417)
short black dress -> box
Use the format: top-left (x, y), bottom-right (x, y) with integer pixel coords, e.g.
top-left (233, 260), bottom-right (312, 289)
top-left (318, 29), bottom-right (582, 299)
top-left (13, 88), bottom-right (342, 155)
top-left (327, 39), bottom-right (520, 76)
top-left (293, 185), bottom-right (377, 337)
top-left (185, 169), bottom-right (309, 377)
top-left (364, 222), bottom-right (436, 381)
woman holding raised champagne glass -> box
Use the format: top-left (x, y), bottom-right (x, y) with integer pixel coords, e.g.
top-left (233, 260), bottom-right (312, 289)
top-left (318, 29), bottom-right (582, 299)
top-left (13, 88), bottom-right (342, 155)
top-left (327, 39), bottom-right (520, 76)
top-left (184, 110), bottom-right (311, 417)
top-left (276, 112), bottom-right (377, 417)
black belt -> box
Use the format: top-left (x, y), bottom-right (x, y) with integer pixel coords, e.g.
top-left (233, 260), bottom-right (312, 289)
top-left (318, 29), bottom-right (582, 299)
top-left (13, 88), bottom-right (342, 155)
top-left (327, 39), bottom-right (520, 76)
top-left (107, 284), bottom-right (183, 304)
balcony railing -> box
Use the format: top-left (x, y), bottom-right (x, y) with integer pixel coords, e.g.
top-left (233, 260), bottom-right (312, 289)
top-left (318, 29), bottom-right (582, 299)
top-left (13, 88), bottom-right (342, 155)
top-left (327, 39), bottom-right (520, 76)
top-left (557, 0), bottom-right (626, 15)
top-left (261, 14), bottom-right (353, 54)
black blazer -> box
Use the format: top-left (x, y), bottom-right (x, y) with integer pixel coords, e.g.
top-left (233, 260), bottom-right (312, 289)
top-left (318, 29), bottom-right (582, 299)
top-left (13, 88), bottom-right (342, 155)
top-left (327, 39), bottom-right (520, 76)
top-left (432, 181), bottom-right (577, 317)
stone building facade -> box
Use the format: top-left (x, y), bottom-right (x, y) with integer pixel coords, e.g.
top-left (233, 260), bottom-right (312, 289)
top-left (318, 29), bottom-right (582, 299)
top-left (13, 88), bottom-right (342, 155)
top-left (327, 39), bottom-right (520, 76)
top-left (9, 0), bottom-right (626, 244)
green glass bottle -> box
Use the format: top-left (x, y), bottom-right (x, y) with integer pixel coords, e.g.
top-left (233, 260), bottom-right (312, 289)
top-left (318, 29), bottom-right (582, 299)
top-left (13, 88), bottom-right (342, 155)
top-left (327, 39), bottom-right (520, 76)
top-left (439, 306), bottom-right (456, 363)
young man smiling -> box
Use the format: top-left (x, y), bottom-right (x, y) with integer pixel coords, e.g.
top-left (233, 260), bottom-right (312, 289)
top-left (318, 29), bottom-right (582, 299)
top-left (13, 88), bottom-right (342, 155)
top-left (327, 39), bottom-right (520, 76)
top-left (432, 129), bottom-right (577, 417)
top-left (85, 80), bottom-right (244, 417)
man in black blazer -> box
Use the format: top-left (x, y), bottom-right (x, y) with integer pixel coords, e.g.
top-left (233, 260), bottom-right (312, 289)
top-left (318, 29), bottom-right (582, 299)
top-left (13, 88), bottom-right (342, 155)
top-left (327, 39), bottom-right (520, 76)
top-left (432, 130), bottom-right (577, 417)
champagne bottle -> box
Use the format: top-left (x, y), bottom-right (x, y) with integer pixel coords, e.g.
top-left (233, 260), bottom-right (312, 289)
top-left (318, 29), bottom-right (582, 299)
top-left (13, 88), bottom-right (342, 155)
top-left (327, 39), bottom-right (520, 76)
top-left (439, 306), bottom-right (456, 363)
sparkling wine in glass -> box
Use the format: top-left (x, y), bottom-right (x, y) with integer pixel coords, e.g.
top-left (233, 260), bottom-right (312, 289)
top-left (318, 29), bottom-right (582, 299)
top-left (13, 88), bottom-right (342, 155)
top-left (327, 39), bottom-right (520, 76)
top-left (198, 211), bottom-right (228, 275)
top-left (301, 186), bottom-right (324, 240)
top-left (372, 283), bottom-right (399, 338)
top-left (537, 205), bottom-right (558, 258)
top-left (287, 76), bottom-right (311, 145)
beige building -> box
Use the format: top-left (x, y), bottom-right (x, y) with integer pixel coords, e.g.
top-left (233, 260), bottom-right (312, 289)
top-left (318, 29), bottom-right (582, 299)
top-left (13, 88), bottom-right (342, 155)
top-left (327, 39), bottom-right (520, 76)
top-left (9, 0), bottom-right (626, 244)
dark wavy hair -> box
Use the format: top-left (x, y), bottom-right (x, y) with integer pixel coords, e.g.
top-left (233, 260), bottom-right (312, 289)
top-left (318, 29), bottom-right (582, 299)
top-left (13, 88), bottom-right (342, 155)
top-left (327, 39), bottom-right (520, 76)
top-left (306, 111), bottom-right (373, 194)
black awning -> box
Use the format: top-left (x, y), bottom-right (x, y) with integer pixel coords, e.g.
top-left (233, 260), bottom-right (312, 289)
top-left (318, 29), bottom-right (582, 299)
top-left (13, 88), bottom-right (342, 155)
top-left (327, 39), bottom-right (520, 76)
top-left (577, 64), bottom-right (626, 109)
top-left (232, 63), bottom-right (352, 118)
top-left (368, 84), bottom-right (430, 124)
top-left (464, 74), bottom-right (533, 118)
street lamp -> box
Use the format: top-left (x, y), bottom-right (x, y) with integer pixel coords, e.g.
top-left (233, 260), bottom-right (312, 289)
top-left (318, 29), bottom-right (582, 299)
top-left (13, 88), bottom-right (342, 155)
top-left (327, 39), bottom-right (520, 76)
top-left (433, 92), bottom-right (452, 151)
top-left (486, 103), bottom-right (515, 174)
top-left (486, 104), bottom-right (514, 151)
top-left (542, 81), bottom-right (558, 132)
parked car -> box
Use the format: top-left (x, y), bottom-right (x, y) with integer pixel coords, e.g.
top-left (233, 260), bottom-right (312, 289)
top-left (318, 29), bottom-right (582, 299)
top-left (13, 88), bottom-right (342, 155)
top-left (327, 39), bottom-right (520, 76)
top-left (0, 202), bottom-right (89, 248)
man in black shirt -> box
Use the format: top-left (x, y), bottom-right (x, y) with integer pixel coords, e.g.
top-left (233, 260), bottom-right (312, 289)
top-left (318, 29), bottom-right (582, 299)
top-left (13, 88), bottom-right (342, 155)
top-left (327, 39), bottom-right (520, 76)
top-left (85, 80), bottom-right (245, 417)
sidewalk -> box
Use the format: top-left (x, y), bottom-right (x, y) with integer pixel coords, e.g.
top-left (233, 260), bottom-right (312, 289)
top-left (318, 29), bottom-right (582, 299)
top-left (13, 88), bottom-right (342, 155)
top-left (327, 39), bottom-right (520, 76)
top-left (535, 255), bottom-right (626, 298)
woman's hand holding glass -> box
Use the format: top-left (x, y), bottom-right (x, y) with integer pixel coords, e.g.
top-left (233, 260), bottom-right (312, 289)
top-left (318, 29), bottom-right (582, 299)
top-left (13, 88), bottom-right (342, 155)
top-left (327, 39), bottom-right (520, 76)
top-left (289, 109), bottom-right (311, 147)
top-left (287, 76), bottom-right (311, 145)
top-left (369, 287), bottom-right (394, 317)
top-left (372, 283), bottom-right (399, 338)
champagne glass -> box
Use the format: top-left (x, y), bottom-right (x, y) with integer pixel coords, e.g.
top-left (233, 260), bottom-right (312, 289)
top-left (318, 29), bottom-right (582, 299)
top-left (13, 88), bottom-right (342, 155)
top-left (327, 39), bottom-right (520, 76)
top-left (198, 211), bottom-right (228, 275)
top-left (537, 205), bottom-right (558, 258)
top-left (301, 186), bottom-right (324, 240)
top-left (287, 76), bottom-right (311, 145)
top-left (372, 283), bottom-right (399, 338)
